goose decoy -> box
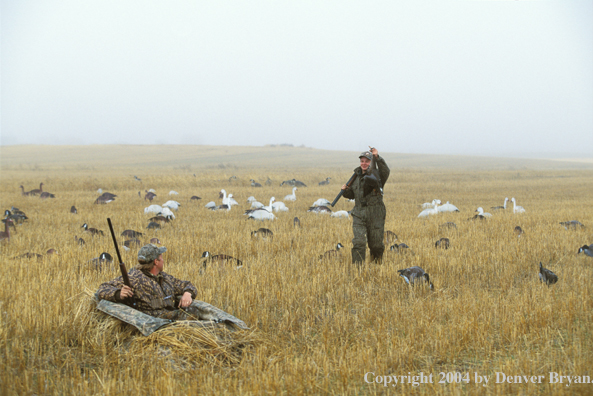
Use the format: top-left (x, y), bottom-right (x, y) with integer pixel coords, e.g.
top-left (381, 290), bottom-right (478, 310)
top-left (147, 222), bottom-right (161, 230)
top-left (4, 210), bottom-right (27, 224)
top-left (475, 207), bottom-right (492, 217)
top-left (247, 209), bottom-right (275, 221)
top-left (19, 185), bottom-right (32, 196)
top-left (251, 228), bottom-right (274, 239)
top-left (94, 195), bottom-right (114, 204)
top-left (437, 201), bottom-right (460, 213)
top-left (39, 192), bottom-right (55, 199)
top-left (318, 177), bottom-right (331, 186)
top-left (121, 229), bottom-right (143, 238)
top-left (201, 251), bottom-right (243, 270)
top-left (0, 219), bottom-right (14, 241)
top-left (390, 243), bottom-right (411, 253)
top-left (190, 196), bottom-right (201, 201)
top-left (468, 212), bottom-right (487, 221)
top-left (577, 244), bottom-right (593, 257)
top-left (560, 220), bottom-right (585, 230)
top-left (265, 177), bottom-right (272, 186)
top-left (330, 210), bottom-right (349, 218)
top-left (319, 243), bottom-right (344, 260)
top-left (144, 191), bottom-right (157, 201)
top-left (439, 222), bottom-right (457, 231)
top-left (293, 217), bottom-right (301, 227)
top-left (398, 266), bottom-right (434, 289)
top-left (150, 237), bottom-right (161, 244)
top-left (250, 179), bottom-right (262, 187)
top-left (421, 199), bottom-right (441, 209)
top-left (123, 238), bottom-right (142, 248)
top-left (435, 238), bottom-right (450, 249)
top-left (87, 252), bottom-right (114, 271)
top-left (308, 205), bottom-right (332, 214)
top-left (29, 183), bottom-right (44, 196)
top-left (75, 236), bottom-right (85, 246)
top-left (384, 231), bottom-right (398, 243)
top-left (81, 223), bottom-right (104, 236)
top-left (538, 262), bottom-right (558, 286)
top-left (511, 198), bottom-right (525, 213)
top-left (13, 252), bottom-right (43, 260)
top-left (284, 187), bottom-right (297, 201)
top-left (148, 215), bottom-right (171, 223)
top-left (10, 207), bottom-right (25, 215)
top-left (491, 197), bottom-right (509, 211)
top-left (99, 192), bottom-right (117, 199)
top-left (46, 248), bottom-right (58, 255)
top-left (514, 226), bottom-right (524, 237)
top-left (418, 202), bottom-right (440, 218)
top-left (70, 206), bottom-right (77, 214)
top-left (311, 198), bottom-right (331, 207)
top-left (134, 175), bottom-right (142, 181)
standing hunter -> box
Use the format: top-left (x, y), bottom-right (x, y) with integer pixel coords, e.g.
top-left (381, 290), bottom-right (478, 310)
top-left (341, 147), bottom-right (390, 265)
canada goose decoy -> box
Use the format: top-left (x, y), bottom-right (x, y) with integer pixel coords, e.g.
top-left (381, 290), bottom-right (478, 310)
top-left (293, 217), bottom-right (301, 227)
top-left (144, 191), bottom-right (157, 201)
top-left (82, 223), bottom-right (104, 236)
top-left (46, 248), bottom-right (58, 255)
top-left (390, 243), bottom-right (411, 253)
top-left (75, 236), bottom-right (85, 245)
top-left (121, 229), bottom-right (143, 238)
top-left (384, 231), bottom-right (398, 243)
top-left (439, 222), bottom-right (457, 231)
top-left (87, 252), bottom-right (113, 271)
top-left (147, 222), bottom-right (161, 230)
top-left (99, 192), bottom-right (117, 199)
top-left (39, 192), bottom-right (55, 199)
top-left (19, 185), bottom-right (32, 196)
top-left (0, 219), bottom-right (14, 241)
top-left (577, 244), bottom-right (593, 257)
top-left (149, 215), bottom-right (171, 223)
top-left (514, 226), bottom-right (524, 237)
top-left (29, 183), bottom-right (44, 196)
top-left (398, 266), bottom-right (434, 290)
top-left (4, 210), bottom-right (27, 224)
top-left (318, 177), bottom-right (331, 186)
top-left (190, 196), bottom-right (202, 201)
top-left (150, 238), bottom-right (161, 244)
top-left (250, 179), bottom-right (262, 187)
top-left (435, 238), bottom-right (450, 249)
top-left (11, 207), bottom-right (25, 215)
top-left (491, 197), bottom-right (509, 211)
top-left (94, 195), bottom-right (114, 204)
top-left (228, 176), bottom-right (237, 183)
top-left (251, 228), bottom-right (274, 239)
top-left (13, 252), bottom-right (43, 260)
top-left (560, 220), bottom-right (585, 230)
top-left (123, 238), bottom-right (142, 248)
top-left (539, 262), bottom-right (558, 286)
top-left (308, 205), bottom-right (332, 214)
top-left (511, 198), bottom-right (525, 213)
top-left (319, 243), bottom-right (344, 260)
top-left (201, 251), bottom-right (243, 270)
top-left (70, 205), bottom-right (77, 214)
top-left (134, 175), bottom-right (142, 181)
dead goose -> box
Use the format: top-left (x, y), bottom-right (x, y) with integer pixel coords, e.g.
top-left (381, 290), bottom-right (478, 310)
top-left (538, 262), bottom-right (558, 286)
top-left (251, 228), bottom-right (274, 239)
top-left (201, 251), bottom-right (243, 270)
top-left (435, 238), bottom-right (450, 249)
top-left (397, 266), bottom-right (434, 290)
top-left (577, 244), bottom-right (592, 257)
top-left (560, 220), bottom-right (585, 230)
top-left (319, 243), bottom-right (344, 260)
top-left (81, 223), bottom-right (104, 236)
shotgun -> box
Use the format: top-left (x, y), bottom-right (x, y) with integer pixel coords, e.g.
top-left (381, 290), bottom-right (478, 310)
top-left (330, 173), bottom-right (357, 207)
top-left (107, 218), bottom-right (137, 308)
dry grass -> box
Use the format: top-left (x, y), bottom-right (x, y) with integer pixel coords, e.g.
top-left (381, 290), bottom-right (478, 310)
top-left (1, 145), bottom-right (592, 395)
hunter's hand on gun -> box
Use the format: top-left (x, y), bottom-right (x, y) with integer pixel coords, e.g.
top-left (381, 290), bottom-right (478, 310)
top-left (341, 184), bottom-right (348, 190)
top-left (120, 285), bottom-right (134, 299)
top-left (178, 292), bottom-right (193, 308)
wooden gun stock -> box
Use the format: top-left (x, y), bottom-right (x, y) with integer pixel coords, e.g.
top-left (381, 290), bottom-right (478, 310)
top-left (331, 173), bottom-right (357, 207)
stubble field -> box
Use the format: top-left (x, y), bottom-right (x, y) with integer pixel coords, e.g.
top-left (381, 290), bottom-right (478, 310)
top-left (1, 145), bottom-right (592, 395)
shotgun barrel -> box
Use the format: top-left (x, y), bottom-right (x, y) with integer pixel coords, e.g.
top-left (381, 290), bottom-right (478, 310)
top-left (107, 218), bottom-right (136, 307)
top-left (330, 173), bottom-right (357, 207)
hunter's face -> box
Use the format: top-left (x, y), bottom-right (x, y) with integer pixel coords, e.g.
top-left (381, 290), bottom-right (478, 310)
top-left (360, 157), bottom-right (371, 171)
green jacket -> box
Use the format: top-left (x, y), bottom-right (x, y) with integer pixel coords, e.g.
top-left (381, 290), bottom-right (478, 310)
top-left (342, 155), bottom-right (390, 217)
top-left (96, 268), bottom-right (198, 318)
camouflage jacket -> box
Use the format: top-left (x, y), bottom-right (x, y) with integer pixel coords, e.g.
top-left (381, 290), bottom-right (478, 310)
top-left (342, 155), bottom-right (390, 217)
top-left (96, 268), bottom-right (198, 318)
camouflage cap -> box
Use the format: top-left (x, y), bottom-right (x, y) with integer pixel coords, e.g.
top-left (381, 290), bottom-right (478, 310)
top-left (359, 151), bottom-right (372, 161)
top-left (138, 244), bottom-right (167, 264)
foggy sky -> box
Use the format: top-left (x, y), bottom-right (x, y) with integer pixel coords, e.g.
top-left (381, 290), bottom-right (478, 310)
top-left (1, 1), bottom-right (592, 157)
